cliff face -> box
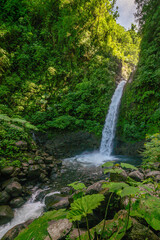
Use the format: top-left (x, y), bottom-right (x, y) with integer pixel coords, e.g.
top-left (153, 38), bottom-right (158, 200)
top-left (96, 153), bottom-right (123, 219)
top-left (117, 1), bottom-right (160, 144)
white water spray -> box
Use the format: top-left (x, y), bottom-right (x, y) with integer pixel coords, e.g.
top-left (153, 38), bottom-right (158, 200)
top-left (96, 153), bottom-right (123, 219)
top-left (0, 188), bottom-right (48, 239)
top-left (100, 80), bottom-right (126, 155)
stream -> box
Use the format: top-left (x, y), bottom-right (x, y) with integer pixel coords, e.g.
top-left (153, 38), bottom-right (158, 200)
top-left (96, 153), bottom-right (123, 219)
top-left (0, 80), bottom-right (141, 239)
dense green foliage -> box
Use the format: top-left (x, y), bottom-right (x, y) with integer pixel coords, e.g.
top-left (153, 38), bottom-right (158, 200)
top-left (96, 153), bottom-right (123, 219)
top-left (141, 133), bottom-right (160, 165)
top-left (0, 114), bottom-right (37, 168)
top-left (0, 0), bottom-right (140, 135)
top-left (117, 0), bottom-right (160, 142)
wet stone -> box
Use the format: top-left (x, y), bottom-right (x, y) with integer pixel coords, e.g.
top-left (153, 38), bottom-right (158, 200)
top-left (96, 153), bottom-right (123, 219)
top-left (10, 197), bottom-right (24, 208)
top-left (0, 205), bottom-right (14, 225)
top-left (47, 219), bottom-right (72, 240)
top-left (0, 191), bottom-right (10, 204)
top-left (1, 167), bottom-right (14, 176)
top-left (129, 170), bottom-right (144, 181)
top-left (5, 181), bottom-right (22, 197)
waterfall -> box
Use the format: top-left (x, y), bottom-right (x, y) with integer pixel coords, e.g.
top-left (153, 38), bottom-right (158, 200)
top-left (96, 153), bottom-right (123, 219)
top-left (100, 80), bottom-right (126, 156)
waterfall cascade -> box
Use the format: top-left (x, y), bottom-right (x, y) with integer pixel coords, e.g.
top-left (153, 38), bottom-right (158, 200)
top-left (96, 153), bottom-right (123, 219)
top-left (100, 80), bottom-right (126, 156)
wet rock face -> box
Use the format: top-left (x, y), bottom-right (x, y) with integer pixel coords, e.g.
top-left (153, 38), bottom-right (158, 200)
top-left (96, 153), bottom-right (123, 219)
top-left (114, 139), bottom-right (144, 156)
top-left (0, 205), bottom-right (14, 225)
top-left (35, 130), bottom-right (100, 158)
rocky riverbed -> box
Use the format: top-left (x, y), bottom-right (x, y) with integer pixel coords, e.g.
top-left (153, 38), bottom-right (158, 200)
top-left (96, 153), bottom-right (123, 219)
top-left (1, 162), bottom-right (160, 240)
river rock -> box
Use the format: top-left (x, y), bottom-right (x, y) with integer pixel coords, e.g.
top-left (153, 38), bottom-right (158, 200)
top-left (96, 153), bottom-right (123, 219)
top-left (1, 167), bottom-right (14, 176)
top-left (47, 219), bottom-right (72, 240)
top-left (125, 218), bottom-right (160, 240)
top-left (146, 171), bottom-right (160, 178)
top-left (28, 165), bottom-right (40, 178)
top-left (0, 191), bottom-right (10, 204)
top-left (44, 156), bottom-right (53, 164)
top-left (10, 197), bottom-right (24, 208)
top-left (69, 228), bottom-right (87, 239)
top-left (110, 169), bottom-right (128, 182)
top-left (50, 197), bottom-right (69, 210)
top-left (129, 170), bottom-right (144, 181)
top-left (45, 193), bottom-right (62, 210)
top-left (1, 219), bottom-right (33, 240)
top-left (5, 181), bottom-right (22, 197)
top-left (2, 178), bottom-right (19, 189)
top-left (86, 180), bottom-right (106, 195)
top-left (61, 187), bottom-right (71, 195)
top-left (44, 236), bottom-right (51, 240)
top-left (0, 205), bottom-right (14, 225)
top-left (39, 173), bottom-right (47, 182)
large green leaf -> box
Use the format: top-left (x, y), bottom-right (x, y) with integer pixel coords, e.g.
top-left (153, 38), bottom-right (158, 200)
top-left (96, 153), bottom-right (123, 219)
top-left (120, 163), bottom-right (138, 170)
top-left (120, 186), bottom-right (141, 197)
top-left (67, 194), bottom-right (104, 222)
top-left (102, 182), bottom-right (129, 193)
top-left (68, 181), bottom-right (86, 191)
top-left (104, 168), bottom-right (123, 174)
top-left (102, 161), bottom-right (115, 168)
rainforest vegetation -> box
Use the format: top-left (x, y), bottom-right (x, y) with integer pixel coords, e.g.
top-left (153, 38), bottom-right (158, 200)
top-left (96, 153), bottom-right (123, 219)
top-left (0, 0), bottom-right (160, 239)
top-left (0, 0), bottom-right (140, 136)
top-left (118, 0), bottom-right (160, 142)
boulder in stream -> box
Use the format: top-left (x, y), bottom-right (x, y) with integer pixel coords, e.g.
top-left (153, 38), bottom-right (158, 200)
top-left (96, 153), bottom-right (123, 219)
top-left (10, 197), bottom-right (24, 208)
top-left (50, 197), bottom-right (69, 210)
top-left (0, 205), bottom-right (14, 225)
top-left (0, 191), bottom-right (10, 204)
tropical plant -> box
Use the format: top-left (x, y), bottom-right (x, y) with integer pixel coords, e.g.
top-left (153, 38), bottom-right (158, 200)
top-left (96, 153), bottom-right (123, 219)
top-left (67, 194), bottom-right (105, 240)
